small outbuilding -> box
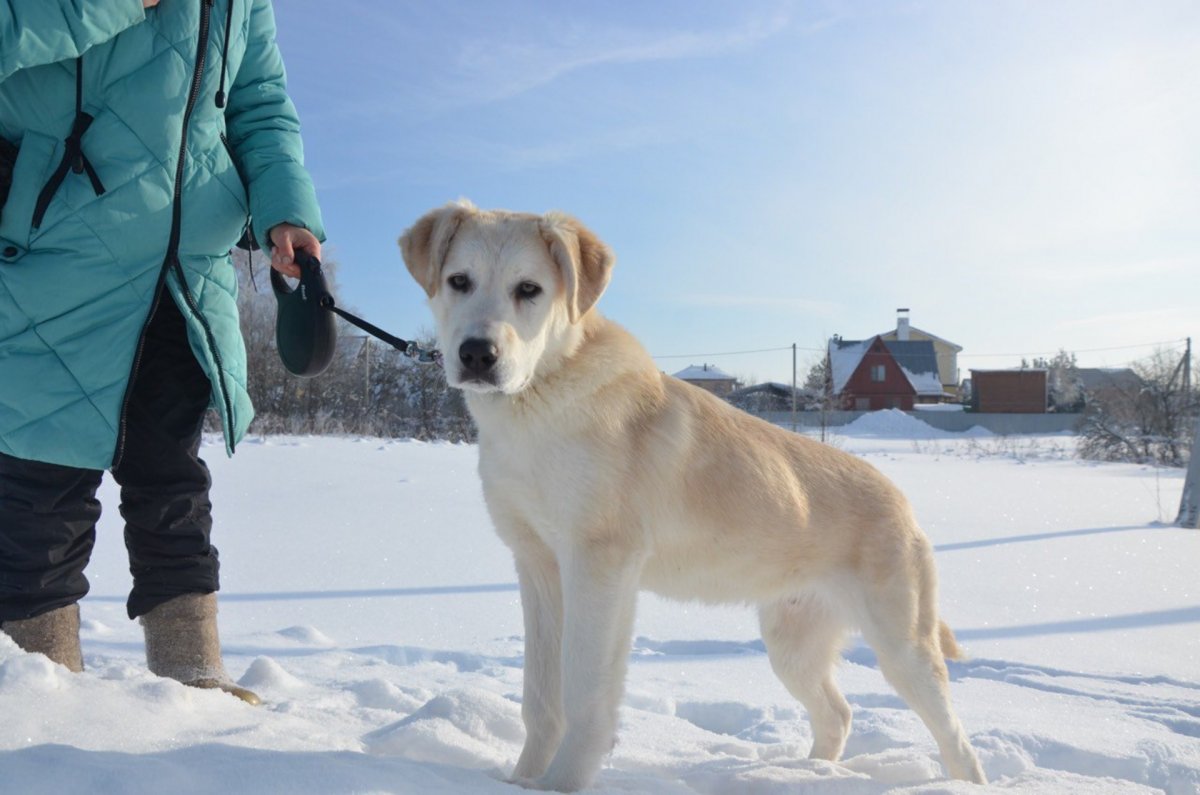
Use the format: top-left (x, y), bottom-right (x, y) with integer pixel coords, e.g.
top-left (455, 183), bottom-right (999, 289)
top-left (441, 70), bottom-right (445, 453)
top-left (969, 369), bottom-right (1048, 413)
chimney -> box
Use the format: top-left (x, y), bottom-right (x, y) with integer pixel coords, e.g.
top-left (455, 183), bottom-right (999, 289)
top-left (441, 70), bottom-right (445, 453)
top-left (896, 308), bottom-right (910, 341)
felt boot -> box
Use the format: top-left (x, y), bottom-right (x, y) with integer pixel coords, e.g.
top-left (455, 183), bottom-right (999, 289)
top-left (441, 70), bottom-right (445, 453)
top-left (141, 592), bottom-right (260, 705)
top-left (1, 603), bottom-right (84, 672)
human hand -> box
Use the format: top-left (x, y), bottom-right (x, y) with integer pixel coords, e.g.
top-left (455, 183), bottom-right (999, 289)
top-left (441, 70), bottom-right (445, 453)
top-left (269, 223), bottom-right (322, 279)
top-left (144, 0), bottom-right (161, 8)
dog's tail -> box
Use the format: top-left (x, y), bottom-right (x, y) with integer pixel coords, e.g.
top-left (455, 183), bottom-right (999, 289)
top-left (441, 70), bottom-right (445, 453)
top-left (938, 620), bottom-right (967, 661)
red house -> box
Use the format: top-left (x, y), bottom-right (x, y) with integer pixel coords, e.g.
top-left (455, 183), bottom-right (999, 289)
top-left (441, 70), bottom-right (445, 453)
top-left (828, 335), bottom-right (944, 411)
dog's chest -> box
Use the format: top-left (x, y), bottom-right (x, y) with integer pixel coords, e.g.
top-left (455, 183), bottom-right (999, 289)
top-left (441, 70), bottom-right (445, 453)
top-left (476, 426), bottom-right (605, 541)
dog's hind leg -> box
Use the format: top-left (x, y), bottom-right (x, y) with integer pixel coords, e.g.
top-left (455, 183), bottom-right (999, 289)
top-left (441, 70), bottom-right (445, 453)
top-left (857, 559), bottom-right (986, 783)
top-left (759, 595), bottom-right (852, 761)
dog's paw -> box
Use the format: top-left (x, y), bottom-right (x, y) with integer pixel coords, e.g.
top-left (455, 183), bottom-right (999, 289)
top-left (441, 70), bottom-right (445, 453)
top-left (508, 774), bottom-right (573, 792)
top-left (527, 770), bottom-right (592, 793)
top-left (506, 772), bottom-right (581, 792)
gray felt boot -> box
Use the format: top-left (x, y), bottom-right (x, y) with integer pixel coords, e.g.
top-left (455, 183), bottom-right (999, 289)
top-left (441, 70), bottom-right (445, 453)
top-left (1, 603), bottom-right (84, 672)
top-left (141, 592), bottom-right (260, 705)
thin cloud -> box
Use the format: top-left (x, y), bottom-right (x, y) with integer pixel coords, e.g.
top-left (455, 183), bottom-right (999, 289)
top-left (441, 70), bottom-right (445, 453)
top-left (446, 10), bottom-right (793, 107)
top-left (1015, 256), bottom-right (1194, 284)
top-left (675, 293), bottom-right (840, 317)
top-left (449, 126), bottom-right (674, 171)
top-left (1057, 306), bottom-right (1192, 332)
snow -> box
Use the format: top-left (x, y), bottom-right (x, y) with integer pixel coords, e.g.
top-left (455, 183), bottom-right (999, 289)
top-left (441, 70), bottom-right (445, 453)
top-left (898, 365), bottom-right (945, 397)
top-left (1, 427), bottom-right (1197, 794)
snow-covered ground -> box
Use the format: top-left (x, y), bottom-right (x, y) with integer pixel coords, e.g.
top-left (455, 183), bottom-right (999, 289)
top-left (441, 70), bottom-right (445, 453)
top-left (1, 410), bottom-right (1196, 794)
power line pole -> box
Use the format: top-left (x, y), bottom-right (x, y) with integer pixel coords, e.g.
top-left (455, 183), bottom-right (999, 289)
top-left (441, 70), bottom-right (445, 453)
top-left (1184, 336), bottom-right (1192, 397)
top-left (363, 336), bottom-right (372, 412)
top-left (1178, 419), bottom-right (1199, 528)
top-left (791, 343), bottom-right (797, 432)
top-left (1178, 337), bottom-right (1198, 528)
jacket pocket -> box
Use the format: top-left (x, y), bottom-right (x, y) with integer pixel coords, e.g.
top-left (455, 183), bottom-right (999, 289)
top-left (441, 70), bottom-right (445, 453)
top-left (218, 131), bottom-right (256, 250)
top-left (0, 136), bottom-right (16, 220)
top-left (0, 131), bottom-right (61, 252)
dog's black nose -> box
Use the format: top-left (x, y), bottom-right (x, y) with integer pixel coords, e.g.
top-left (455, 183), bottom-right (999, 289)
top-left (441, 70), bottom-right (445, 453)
top-left (459, 337), bottom-right (499, 377)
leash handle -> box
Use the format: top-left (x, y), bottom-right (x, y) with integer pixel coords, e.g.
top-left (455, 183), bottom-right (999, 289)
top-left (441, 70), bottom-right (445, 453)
top-left (293, 252), bottom-right (442, 365)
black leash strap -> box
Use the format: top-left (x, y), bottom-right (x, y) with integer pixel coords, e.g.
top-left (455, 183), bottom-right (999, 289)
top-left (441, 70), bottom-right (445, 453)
top-left (321, 297), bottom-right (441, 364)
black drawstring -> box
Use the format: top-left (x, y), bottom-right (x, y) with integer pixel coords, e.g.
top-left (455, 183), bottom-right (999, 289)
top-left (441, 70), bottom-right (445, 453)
top-left (32, 57), bottom-right (105, 229)
top-left (215, 0), bottom-right (234, 107)
top-left (71, 58), bottom-right (85, 173)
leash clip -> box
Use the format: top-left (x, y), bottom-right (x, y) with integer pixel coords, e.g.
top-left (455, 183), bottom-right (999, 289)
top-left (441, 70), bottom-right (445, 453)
top-left (405, 341), bottom-right (443, 365)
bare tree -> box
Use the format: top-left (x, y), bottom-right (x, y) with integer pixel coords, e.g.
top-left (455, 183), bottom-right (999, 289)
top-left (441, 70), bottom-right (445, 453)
top-left (1027, 349), bottom-right (1083, 412)
top-left (804, 354), bottom-right (837, 441)
top-left (1078, 348), bottom-right (1193, 467)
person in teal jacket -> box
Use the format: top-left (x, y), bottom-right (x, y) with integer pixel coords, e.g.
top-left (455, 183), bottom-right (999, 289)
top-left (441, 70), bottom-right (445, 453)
top-left (0, 0), bottom-right (324, 703)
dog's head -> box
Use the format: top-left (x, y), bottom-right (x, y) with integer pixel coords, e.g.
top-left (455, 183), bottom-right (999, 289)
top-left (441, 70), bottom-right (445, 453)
top-left (400, 201), bottom-right (615, 394)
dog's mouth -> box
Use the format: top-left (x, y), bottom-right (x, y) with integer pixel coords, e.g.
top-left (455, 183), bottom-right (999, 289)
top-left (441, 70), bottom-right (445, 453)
top-left (455, 372), bottom-right (502, 393)
top-left (451, 368), bottom-right (533, 396)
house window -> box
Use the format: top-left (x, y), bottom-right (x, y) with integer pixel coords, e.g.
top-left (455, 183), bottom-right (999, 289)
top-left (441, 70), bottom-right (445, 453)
top-left (871, 365), bottom-right (886, 382)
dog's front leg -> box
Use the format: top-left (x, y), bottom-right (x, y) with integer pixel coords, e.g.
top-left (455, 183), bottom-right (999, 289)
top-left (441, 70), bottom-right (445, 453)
top-left (532, 541), bottom-right (643, 792)
top-left (511, 540), bottom-right (565, 781)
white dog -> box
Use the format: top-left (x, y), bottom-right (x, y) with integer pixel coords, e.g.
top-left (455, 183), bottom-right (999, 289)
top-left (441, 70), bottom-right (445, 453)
top-left (400, 201), bottom-right (986, 791)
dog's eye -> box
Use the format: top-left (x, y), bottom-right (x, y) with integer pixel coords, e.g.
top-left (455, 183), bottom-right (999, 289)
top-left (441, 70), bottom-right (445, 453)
top-left (447, 274), bottom-right (471, 293)
top-left (516, 281), bottom-right (542, 301)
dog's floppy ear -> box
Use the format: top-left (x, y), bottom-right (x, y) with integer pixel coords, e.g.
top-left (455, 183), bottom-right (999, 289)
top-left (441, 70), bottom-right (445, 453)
top-left (399, 201), bottom-right (475, 296)
top-left (539, 212), bottom-right (615, 324)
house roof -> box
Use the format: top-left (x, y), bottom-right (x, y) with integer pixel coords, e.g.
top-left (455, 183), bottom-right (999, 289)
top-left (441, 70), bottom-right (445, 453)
top-left (672, 363), bottom-right (736, 381)
top-left (875, 325), bottom-right (963, 352)
top-left (1075, 367), bottom-right (1142, 392)
top-left (970, 368), bottom-right (1048, 374)
top-left (828, 337), bottom-right (943, 396)
top-left (885, 341), bottom-right (944, 394)
top-left (828, 338), bottom-right (873, 394)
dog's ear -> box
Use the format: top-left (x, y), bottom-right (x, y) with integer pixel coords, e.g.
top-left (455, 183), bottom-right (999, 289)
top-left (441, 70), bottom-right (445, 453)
top-left (539, 212), bottom-right (615, 323)
top-left (399, 201), bottom-right (475, 297)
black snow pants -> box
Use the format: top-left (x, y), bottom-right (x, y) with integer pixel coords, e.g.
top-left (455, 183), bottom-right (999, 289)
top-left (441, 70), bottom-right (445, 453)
top-left (0, 295), bottom-right (219, 622)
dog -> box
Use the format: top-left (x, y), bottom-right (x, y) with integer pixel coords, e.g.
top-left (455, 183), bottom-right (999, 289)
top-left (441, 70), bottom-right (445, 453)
top-left (400, 201), bottom-right (986, 791)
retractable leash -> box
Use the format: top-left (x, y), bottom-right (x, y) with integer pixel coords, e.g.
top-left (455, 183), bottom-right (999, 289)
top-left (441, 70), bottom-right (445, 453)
top-left (271, 252), bottom-right (442, 377)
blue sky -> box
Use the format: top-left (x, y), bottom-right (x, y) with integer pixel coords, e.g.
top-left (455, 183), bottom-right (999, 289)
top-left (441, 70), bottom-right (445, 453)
top-left (273, 0), bottom-right (1199, 385)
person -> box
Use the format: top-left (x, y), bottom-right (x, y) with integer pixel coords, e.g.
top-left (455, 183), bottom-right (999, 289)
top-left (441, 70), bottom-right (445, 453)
top-left (0, 0), bottom-right (324, 703)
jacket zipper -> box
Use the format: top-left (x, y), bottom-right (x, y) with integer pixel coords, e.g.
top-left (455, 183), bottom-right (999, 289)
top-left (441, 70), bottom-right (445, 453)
top-left (114, 0), bottom-right (231, 467)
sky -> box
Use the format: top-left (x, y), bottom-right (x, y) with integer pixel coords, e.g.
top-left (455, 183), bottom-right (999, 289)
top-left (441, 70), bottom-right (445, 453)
top-left (270, 0), bottom-right (1200, 386)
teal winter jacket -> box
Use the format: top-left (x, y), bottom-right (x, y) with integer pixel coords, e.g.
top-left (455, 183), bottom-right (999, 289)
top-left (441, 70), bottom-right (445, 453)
top-left (0, 0), bottom-right (324, 470)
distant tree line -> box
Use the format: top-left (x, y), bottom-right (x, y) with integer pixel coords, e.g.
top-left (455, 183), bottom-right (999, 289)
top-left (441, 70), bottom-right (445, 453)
top-left (219, 251), bottom-right (474, 442)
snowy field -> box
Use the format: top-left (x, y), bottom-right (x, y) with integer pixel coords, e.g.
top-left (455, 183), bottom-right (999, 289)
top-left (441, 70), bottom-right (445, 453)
top-left (1, 410), bottom-right (1196, 794)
